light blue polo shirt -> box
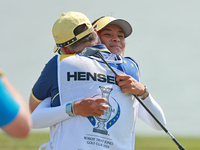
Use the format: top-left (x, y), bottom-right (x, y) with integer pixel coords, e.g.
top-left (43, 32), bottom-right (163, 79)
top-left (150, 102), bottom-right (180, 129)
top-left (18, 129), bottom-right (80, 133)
top-left (0, 77), bottom-right (20, 127)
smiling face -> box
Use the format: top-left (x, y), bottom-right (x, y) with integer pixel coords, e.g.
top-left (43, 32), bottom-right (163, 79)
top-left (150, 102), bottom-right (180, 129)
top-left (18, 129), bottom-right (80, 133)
top-left (98, 24), bottom-right (126, 56)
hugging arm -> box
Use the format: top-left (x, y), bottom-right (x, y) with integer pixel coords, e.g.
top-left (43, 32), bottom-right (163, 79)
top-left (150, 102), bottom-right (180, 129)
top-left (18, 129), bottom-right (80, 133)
top-left (116, 74), bottom-right (166, 130)
top-left (31, 97), bottom-right (68, 128)
top-left (31, 97), bottom-right (109, 128)
top-left (138, 94), bottom-right (166, 130)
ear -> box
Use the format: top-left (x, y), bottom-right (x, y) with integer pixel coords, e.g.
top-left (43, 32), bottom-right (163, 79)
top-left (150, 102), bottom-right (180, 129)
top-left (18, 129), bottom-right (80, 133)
top-left (94, 28), bottom-right (100, 36)
top-left (94, 28), bottom-right (98, 32)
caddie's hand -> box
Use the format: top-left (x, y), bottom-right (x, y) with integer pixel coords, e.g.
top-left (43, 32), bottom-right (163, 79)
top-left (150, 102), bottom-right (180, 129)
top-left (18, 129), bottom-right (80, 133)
top-left (116, 74), bottom-right (145, 96)
top-left (73, 98), bottom-right (109, 117)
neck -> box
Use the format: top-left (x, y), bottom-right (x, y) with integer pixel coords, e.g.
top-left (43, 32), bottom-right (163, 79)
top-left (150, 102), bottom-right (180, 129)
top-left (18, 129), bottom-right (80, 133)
top-left (61, 47), bottom-right (75, 54)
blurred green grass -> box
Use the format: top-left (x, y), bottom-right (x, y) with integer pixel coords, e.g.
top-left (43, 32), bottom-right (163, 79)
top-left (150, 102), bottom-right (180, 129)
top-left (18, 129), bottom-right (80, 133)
top-left (0, 132), bottom-right (199, 150)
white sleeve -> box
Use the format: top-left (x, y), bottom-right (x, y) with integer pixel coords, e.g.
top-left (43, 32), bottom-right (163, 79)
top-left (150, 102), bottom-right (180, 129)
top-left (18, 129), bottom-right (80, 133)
top-left (138, 94), bottom-right (166, 131)
top-left (31, 97), bottom-right (71, 129)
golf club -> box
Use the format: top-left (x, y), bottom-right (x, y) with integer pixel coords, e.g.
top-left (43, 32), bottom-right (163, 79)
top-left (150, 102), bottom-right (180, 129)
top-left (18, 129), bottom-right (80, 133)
top-left (81, 47), bottom-right (186, 150)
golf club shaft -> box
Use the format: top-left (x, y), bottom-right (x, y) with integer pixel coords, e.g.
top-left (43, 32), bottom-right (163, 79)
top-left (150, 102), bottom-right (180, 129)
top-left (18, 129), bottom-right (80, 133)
top-left (134, 95), bottom-right (185, 150)
top-left (97, 53), bottom-right (185, 150)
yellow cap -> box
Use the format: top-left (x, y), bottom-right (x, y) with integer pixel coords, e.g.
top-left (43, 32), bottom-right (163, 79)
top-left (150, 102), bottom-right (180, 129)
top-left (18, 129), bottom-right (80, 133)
top-left (93, 16), bottom-right (132, 38)
top-left (52, 12), bottom-right (93, 53)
